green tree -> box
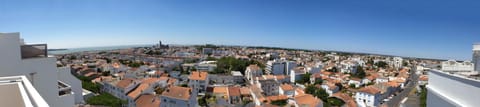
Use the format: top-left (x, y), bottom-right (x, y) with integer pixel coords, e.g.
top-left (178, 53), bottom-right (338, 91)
top-left (349, 84), bottom-right (356, 88)
top-left (296, 72), bottom-right (312, 84)
top-left (328, 97), bottom-right (345, 106)
top-left (86, 93), bottom-right (126, 107)
top-left (74, 75), bottom-right (101, 93)
top-left (403, 61), bottom-right (409, 67)
top-left (375, 61), bottom-right (388, 68)
top-left (198, 96), bottom-right (207, 106)
top-left (215, 57), bottom-right (249, 74)
top-left (180, 84), bottom-right (188, 87)
top-left (305, 85), bottom-right (329, 101)
top-left (314, 79), bottom-right (323, 85)
top-left (326, 67), bottom-right (338, 72)
top-left (270, 100), bottom-right (287, 106)
top-left (315, 88), bottom-right (329, 101)
top-left (206, 56), bottom-right (217, 61)
top-left (420, 85), bottom-right (427, 107)
top-left (155, 87), bottom-right (165, 94)
top-left (351, 66), bottom-right (366, 78)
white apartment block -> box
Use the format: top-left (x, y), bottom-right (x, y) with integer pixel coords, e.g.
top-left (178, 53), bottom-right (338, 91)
top-left (393, 57), bottom-right (403, 68)
top-left (290, 67), bottom-right (306, 83)
top-left (441, 60), bottom-right (474, 72)
top-left (340, 60), bottom-right (359, 73)
top-left (266, 60), bottom-right (296, 75)
top-left (305, 62), bottom-right (323, 74)
top-left (0, 33), bottom-right (82, 107)
top-left (266, 60), bottom-right (285, 75)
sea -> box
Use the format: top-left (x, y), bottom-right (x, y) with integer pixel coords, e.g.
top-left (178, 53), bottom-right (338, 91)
top-left (48, 44), bottom-right (152, 55)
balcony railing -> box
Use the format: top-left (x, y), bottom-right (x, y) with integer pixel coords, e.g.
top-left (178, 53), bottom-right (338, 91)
top-left (21, 44), bottom-right (47, 59)
top-left (58, 81), bottom-right (72, 96)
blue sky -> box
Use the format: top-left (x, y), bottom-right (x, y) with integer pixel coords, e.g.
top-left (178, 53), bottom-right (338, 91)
top-left (1, 0), bottom-right (479, 60)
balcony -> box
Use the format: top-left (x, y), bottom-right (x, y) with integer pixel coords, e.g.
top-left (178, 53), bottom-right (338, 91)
top-left (21, 44), bottom-right (47, 59)
top-left (58, 81), bottom-right (72, 96)
top-left (0, 75), bottom-right (49, 107)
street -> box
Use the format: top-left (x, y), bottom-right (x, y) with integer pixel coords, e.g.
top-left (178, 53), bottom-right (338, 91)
top-left (386, 66), bottom-right (419, 107)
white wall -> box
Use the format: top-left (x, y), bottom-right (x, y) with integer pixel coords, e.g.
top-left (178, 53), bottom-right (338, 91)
top-left (0, 33), bottom-right (76, 107)
top-left (355, 92), bottom-right (380, 107)
top-left (58, 67), bottom-right (84, 104)
top-left (427, 70), bottom-right (480, 107)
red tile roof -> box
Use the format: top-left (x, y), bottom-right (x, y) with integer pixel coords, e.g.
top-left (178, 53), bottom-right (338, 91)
top-left (295, 94), bottom-right (323, 107)
top-left (135, 94), bottom-right (160, 107)
top-left (228, 87), bottom-right (241, 96)
top-left (116, 78), bottom-right (136, 89)
top-left (358, 86), bottom-right (381, 95)
top-left (161, 86), bottom-right (192, 101)
top-left (189, 71), bottom-right (208, 81)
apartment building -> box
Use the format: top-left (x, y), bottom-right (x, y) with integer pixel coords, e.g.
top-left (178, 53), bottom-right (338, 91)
top-left (101, 78), bottom-right (140, 106)
top-left (266, 60), bottom-right (296, 75)
top-left (245, 64), bottom-right (263, 84)
top-left (0, 75), bottom-right (49, 107)
top-left (160, 86), bottom-right (198, 107)
top-left (188, 71), bottom-right (209, 94)
top-left (355, 86), bottom-right (381, 107)
top-left (0, 33), bottom-right (82, 107)
top-left (441, 60), bottom-right (474, 72)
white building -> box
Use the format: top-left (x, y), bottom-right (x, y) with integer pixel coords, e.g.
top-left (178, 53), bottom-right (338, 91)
top-left (279, 84), bottom-right (295, 97)
top-left (348, 78), bottom-right (363, 88)
top-left (0, 33), bottom-right (82, 107)
top-left (101, 78), bottom-right (140, 106)
top-left (290, 67), bottom-right (306, 83)
top-left (182, 61), bottom-right (217, 72)
top-left (355, 86), bottom-right (381, 107)
top-left (305, 62), bottom-right (323, 74)
top-left (231, 71), bottom-right (244, 83)
top-left (393, 57), bottom-right (403, 68)
top-left (320, 82), bottom-right (339, 96)
top-left (473, 43), bottom-right (480, 72)
top-left (266, 60), bottom-right (296, 75)
top-left (188, 71), bottom-right (209, 94)
top-left (160, 86), bottom-right (198, 107)
top-left (441, 60), bottom-right (474, 72)
top-left (202, 48), bottom-right (214, 55)
top-left (245, 64), bottom-right (263, 84)
top-left (255, 77), bottom-right (280, 96)
top-left (340, 60), bottom-right (358, 74)
top-left (375, 77), bottom-right (389, 83)
top-left (266, 60), bottom-right (285, 75)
